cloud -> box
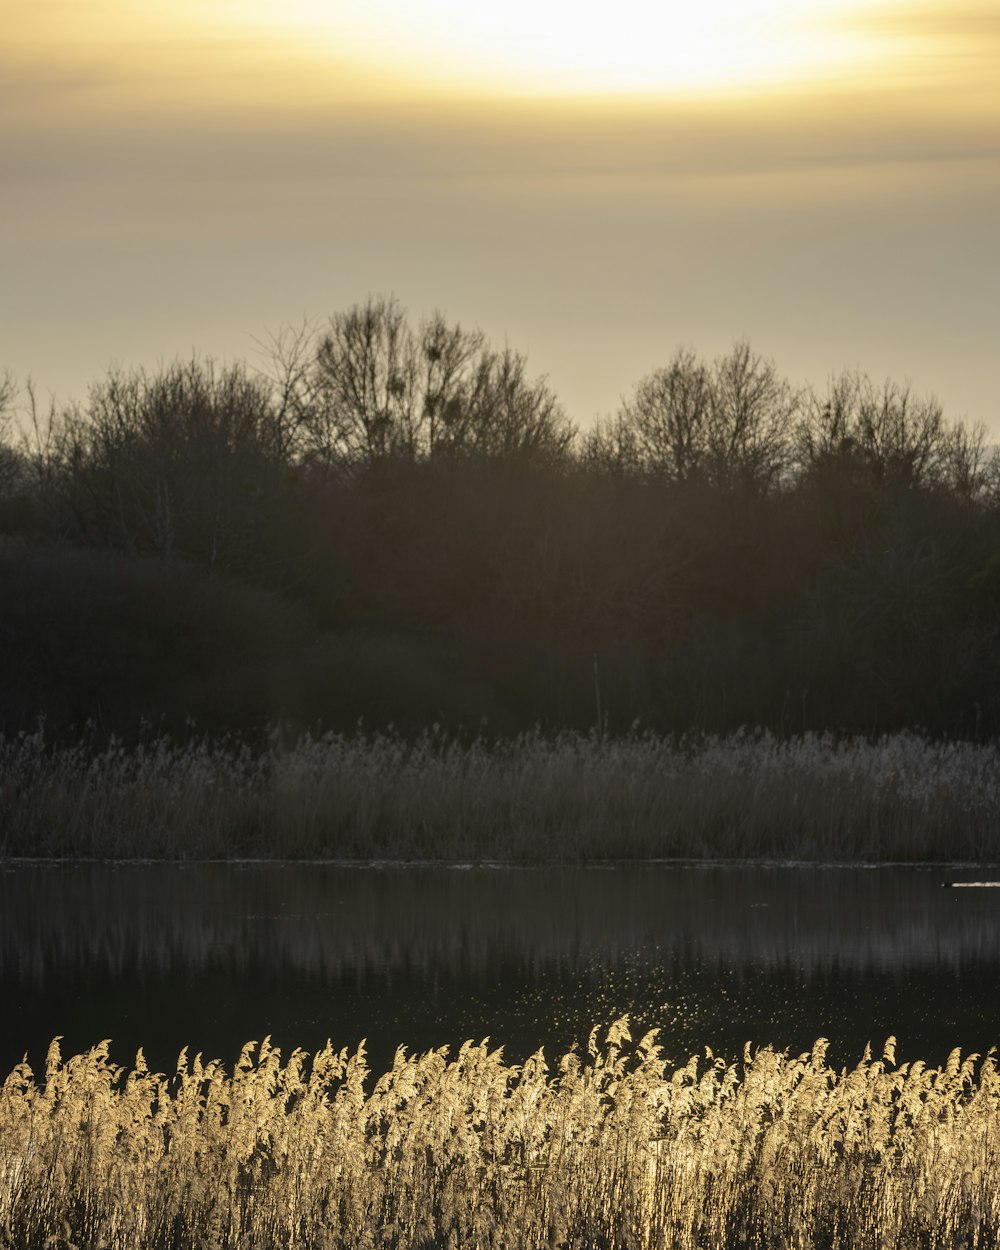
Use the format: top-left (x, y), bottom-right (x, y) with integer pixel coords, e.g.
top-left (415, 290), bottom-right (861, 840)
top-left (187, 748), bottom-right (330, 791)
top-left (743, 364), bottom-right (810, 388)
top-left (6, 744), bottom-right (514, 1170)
top-left (850, 1), bottom-right (1000, 72)
top-left (3, 0), bottom-right (997, 429)
top-left (862, 2), bottom-right (1000, 39)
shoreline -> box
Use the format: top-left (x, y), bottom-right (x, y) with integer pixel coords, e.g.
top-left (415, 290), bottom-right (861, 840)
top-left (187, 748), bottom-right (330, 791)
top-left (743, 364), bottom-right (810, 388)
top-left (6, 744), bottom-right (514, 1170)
top-left (5, 725), bottom-right (1000, 863)
top-left (4, 854), bottom-right (1000, 870)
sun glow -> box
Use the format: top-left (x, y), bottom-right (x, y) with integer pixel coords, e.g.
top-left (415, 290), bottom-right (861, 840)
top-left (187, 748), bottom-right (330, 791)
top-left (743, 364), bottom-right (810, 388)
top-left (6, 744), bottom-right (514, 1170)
top-left (226, 0), bottom-right (887, 97)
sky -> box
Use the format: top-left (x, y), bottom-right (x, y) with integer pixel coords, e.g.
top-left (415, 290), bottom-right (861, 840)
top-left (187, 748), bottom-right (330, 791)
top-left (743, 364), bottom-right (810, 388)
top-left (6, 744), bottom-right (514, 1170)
top-left (3, 0), bottom-right (999, 430)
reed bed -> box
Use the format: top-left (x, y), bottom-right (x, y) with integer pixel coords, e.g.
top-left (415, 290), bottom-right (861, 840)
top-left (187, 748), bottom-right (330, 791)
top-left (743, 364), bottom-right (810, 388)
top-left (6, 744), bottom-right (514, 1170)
top-left (3, 1021), bottom-right (999, 1250)
top-left (3, 726), bottom-right (1000, 861)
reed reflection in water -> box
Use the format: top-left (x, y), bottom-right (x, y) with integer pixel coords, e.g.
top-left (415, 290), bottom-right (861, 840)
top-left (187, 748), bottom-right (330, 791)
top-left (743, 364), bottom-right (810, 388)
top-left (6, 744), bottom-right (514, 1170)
top-left (4, 863), bottom-right (999, 1075)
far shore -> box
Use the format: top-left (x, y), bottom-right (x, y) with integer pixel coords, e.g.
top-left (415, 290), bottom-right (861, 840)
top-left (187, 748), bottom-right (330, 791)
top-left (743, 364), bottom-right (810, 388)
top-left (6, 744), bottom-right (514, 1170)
top-left (3, 726), bottom-right (999, 863)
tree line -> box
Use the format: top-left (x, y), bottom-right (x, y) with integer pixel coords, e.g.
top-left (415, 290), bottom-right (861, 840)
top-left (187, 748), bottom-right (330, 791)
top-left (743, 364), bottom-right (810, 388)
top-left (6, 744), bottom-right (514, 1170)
top-left (2, 296), bottom-right (999, 741)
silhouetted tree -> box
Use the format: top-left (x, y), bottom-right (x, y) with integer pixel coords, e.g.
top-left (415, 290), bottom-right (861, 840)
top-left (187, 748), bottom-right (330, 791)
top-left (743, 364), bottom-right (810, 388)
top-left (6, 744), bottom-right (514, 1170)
top-left (0, 371), bottom-right (19, 495)
top-left (797, 371), bottom-right (991, 497)
top-left (6, 319), bottom-right (1000, 741)
top-left (277, 297), bottom-right (573, 471)
top-left (48, 359), bottom-right (289, 568)
top-left (589, 348), bottom-right (711, 482)
top-left (587, 342), bottom-right (797, 491)
top-left (709, 341), bottom-right (798, 490)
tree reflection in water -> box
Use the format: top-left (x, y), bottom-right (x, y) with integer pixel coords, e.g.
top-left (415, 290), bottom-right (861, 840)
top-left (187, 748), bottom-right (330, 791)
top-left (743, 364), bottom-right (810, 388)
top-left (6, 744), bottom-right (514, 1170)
top-left (3, 863), bottom-right (998, 1075)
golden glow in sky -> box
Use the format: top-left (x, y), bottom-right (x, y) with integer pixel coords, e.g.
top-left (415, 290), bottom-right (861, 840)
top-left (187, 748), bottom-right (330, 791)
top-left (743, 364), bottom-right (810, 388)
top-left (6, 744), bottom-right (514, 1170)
top-left (9, 0), bottom-right (995, 113)
top-left (226, 0), bottom-right (888, 95)
top-left (4, 0), bottom-right (997, 430)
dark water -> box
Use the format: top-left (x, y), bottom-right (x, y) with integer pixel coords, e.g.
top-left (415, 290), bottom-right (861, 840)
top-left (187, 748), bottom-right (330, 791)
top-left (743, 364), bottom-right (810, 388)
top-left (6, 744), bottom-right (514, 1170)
top-left (4, 862), bottom-right (1000, 1078)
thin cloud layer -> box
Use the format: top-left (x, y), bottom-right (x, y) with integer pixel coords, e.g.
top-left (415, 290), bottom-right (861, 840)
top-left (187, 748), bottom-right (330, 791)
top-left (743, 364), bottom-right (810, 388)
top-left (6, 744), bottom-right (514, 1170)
top-left (3, 1), bottom-right (998, 427)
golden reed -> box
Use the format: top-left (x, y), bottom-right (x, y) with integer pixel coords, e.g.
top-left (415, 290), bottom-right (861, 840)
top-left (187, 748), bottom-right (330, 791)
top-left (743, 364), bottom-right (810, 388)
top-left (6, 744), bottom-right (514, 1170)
top-left (2, 1020), bottom-right (998, 1248)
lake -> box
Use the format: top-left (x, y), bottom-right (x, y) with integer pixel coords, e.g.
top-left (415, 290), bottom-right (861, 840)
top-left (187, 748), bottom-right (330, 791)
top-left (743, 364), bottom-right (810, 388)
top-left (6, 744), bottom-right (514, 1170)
top-left (4, 862), bottom-right (1000, 1078)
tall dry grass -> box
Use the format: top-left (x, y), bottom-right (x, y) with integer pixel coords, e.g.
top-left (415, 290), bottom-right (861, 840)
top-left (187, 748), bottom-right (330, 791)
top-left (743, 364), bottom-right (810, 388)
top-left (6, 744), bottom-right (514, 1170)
top-left (3, 1021), bottom-right (999, 1249)
top-left (3, 726), bottom-right (1000, 861)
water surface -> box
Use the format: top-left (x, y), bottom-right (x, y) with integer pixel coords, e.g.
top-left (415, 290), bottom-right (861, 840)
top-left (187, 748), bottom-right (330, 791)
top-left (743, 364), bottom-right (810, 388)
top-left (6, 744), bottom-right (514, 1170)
top-left (4, 862), bottom-right (999, 1076)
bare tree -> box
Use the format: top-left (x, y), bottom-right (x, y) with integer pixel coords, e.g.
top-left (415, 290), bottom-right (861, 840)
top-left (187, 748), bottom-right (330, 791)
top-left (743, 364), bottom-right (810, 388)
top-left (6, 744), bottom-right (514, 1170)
top-left (306, 297), bottom-right (418, 466)
top-left (0, 371), bottom-right (19, 495)
top-left (52, 359), bottom-right (289, 566)
top-left (453, 346), bottom-right (573, 465)
top-left (855, 376), bottom-right (946, 484)
top-left (707, 341), bottom-right (798, 490)
top-left (252, 317), bottom-right (320, 466)
top-left (795, 372), bottom-right (860, 473)
top-left (608, 342), bottom-right (798, 491)
top-left (579, 411), bottom-right (641, 478)
top-left (285, 297), bottom-right (572, 471)
top-left (798, 371), bottom-right (989, 496)
top-left (614, 347), bottom-right (713, 483)
top-left (0, 371), bottom-right (14, 420)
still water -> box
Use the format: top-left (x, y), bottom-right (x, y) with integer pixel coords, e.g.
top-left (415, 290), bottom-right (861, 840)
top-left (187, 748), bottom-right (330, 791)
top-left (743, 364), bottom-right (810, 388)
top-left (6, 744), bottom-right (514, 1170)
top-left (4, 862), bottom-right (1000, 1078)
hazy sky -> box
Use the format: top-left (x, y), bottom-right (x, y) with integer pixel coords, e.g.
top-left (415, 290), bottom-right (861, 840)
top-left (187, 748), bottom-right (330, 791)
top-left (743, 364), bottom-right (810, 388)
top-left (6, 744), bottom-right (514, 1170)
top-left (4, 0), bottom-right (998, 428)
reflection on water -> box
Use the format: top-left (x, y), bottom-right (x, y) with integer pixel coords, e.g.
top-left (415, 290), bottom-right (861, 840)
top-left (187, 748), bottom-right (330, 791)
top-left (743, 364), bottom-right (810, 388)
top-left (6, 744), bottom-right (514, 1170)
top-left (4, 863), bottom-right (1000, 1076)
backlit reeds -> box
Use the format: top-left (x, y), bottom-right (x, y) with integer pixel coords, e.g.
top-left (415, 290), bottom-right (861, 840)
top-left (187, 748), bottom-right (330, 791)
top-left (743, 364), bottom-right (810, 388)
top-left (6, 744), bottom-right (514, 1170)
top-left (3, 1022), bottom-right (999, 1249)
top-left (2, 726), bottom-right (999, 861)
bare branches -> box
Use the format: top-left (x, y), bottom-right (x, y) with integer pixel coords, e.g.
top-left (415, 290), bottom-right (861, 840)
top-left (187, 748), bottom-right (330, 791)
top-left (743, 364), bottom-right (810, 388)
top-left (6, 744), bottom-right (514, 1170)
top-left (798, 372), bottom-right (992, 496)
top-left (599, 343), bottom-right (989, 502)
top-left (275, 297), bottom-right (573, 472)
top-left (709, 340), bottom-right (798, 491)
top-left (49, 358), bottom-right (290, 567)
top-left (595, 343), bottom-right (799, 492)
top-left (251, 317), bottom-right (319, 466)
top-left (0, 371), bottom-right (19, 496)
